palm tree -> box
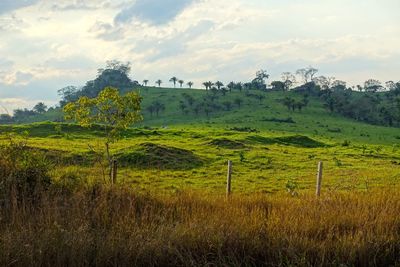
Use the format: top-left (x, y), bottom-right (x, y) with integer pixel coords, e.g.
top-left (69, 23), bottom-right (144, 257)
top-left (187, 81), bottom-right (193, 89)
top-left (169, 77), bottom-right (178, 88)
top-left (202, 81), bottom-right (214, 91)
top-left (143, 79), bottom-right (149, 86)
top-left (215, 81), bottom-right (224, 90)
top-left (178, 80), bottom-right (184, 88)
top-left (156, 79), bottom-right (162, 87)
top-left (236, 82), bottom-right (243, 92)
top-left (283, 97), bottom-right (295, 111)
top-left (33, 102), bottom-right (47, 114)
top-left (227, 82), bottom-right (235, 92)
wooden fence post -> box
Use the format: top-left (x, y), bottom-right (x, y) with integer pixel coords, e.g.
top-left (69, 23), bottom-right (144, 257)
top-left (111, 159), bottom-right (118, 185)
top-left (316, 161), bottom-right (323, 197)
top-left (226, 160), bottom-right (232, 198)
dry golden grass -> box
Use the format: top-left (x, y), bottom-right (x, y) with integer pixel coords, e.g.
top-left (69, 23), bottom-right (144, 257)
top-left (1, 186), bottom-right (400, 266)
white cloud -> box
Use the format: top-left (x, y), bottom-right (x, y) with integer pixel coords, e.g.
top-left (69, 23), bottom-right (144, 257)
top-left (1, 71), bottom-right (34, 86)
top-left (0, 97), bottom-right (56, 113)
top-left (0, 0), bottom-right (399, 111)
top-left (89, 21), bottom-right (126, 41)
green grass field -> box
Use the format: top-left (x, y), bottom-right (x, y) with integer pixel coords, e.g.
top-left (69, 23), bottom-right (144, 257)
top-left (1, 87), bottom-right (399, 195)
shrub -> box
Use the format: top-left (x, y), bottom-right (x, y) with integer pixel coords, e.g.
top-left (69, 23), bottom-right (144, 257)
top-left (0, 139), bottom-right (51, 201)
top-left (342, 140), bottom-right (351, 147)
top-left (333, 157), bottom-right (343, 167)
top-left (239, 151), bottom-right (245, 162)
top-left (53, 167), bottom-right (84, 192)
top-left (230, 127), bottom-right (259, 133)
top-left (261, 117), bottom-right (296, 124)
top-left (327, 127), bottom-right (342, 133)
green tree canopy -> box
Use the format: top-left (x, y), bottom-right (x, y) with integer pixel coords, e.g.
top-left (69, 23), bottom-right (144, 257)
top-left (33, 102), bottom-right (47, 114)
top-left (63, 87), bottom-right (142, 182)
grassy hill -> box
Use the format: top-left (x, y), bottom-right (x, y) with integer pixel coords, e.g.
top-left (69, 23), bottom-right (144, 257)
top-left (1, 87), bottom-right (399, 194)
top-left (136, 87), bottom-right (400, 145)
top-left (18, 86), bottom-right (400, 145)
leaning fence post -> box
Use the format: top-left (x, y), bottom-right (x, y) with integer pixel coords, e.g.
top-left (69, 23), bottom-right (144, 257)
top-left (226, 160), bottom-right (232, 198)
top-left (111, 159), bottom-right (118, 185)
top-left (316, 161), bottom-right (323, 197)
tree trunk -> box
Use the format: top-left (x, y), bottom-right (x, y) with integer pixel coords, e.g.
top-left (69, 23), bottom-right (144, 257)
top-left (105, 142), bottom-right (112, 181)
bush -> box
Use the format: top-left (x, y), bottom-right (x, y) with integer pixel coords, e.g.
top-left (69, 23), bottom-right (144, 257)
top-left (0, 139), bottom-right (51, 201)
top-left (53, 167), bottom-right (83, 192)
top-left (342, 140), bottom-right (351, 147)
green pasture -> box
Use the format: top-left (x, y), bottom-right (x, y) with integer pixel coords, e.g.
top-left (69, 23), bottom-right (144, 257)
top-left (1, 119), bottom-right (399, 195)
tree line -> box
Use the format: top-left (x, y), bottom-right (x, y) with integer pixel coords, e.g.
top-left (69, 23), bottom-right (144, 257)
top-left (1, 61), bottom-right (399, 127)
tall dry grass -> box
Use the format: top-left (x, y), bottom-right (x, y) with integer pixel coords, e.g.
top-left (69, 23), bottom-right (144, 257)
top-left (1, 186), bottom-right (400, 266)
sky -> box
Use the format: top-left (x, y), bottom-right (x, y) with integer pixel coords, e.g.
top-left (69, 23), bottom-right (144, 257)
top-left (0, 0), bottom-right (399, 112)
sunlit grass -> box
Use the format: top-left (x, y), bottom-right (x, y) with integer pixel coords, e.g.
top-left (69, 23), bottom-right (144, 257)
top-left (1, 122), bottom-right (399, 194)
top-left (1, 186), bottom-right (400, 266)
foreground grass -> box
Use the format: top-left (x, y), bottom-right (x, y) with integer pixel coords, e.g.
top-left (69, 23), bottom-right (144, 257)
top-left (1, 186), bottom-right (400, 266)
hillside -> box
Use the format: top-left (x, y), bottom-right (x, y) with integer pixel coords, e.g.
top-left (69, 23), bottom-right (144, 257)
top-left (137, 87), bottom-right (400, 145)
top-left (14, 86), bottom-right (400, 145)
top-left (1, 86), bottom-right (400, 194)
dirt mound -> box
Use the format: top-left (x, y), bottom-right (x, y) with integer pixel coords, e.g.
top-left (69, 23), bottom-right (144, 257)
top-left (117, 143), bottom-right (203, 170)
top-left (246, 135), bottom-right (326, 148)
top-left (276, 135), bottom-right (326, 148)
top-left (209, 138), bottom-right (246, 149)
top-left (23, 147), bottom-right (94, 165)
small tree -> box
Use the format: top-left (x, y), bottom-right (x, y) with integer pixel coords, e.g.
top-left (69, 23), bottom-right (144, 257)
top-left (33, 102), bottom-right (47, 114)
top-left (203, 81), bottom-right (213, 91)
top-left (215, 81), bottom-right (224, 90)
top-left (179, 101), bottom-right (187, 114)
top-left (63, 87), bottom-right (142, 182)
top-left (178, 80), bottom-right (184, 88)
top-left (151, 101), bottom-right (165, 116)
top-left (281, 72), bottom-right (296, 91)
top-left (182, 93), bottom-right (195, 106)
top-left (156, 79), bottom-right (162, 87)
top-left (256, 94), bottom-right (265, 104)
top-left (271, 81), bottom-right (285, 91)
top-left (0, 114), bottom-right (13, 123)
top-left (143, 79), bottom-right (149, 86)
top-left (170, 77), bottom-right (178, 88)
top-left (255, 70), bottom-right (269, 89)
top-left (227, 82), bottom-right (235, 92)
top-left (364, 79), bottom-right (383, 92)
top-left (282, 97), bottom-right (295, 111)
top-left (296, 66), bottom-right (318, 84)
top-left (235, 82), bottom-right (243, 92)
top-left (187, 81), bottom-right (193, 89)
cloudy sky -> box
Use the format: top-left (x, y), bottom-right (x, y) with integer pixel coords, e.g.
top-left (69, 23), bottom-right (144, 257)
top-left (0, 0), bottom-right (399, 112)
